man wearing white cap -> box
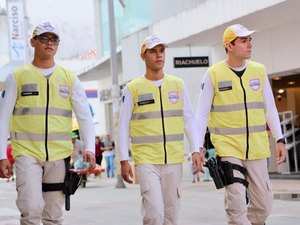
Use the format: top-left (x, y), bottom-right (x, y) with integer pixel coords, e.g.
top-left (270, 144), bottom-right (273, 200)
top-left (118, 34), bottom-right (205, 225)
top-left (196, 24), bottom-right (286, 225)
top-left (0, 22), bottom-right (96, 224)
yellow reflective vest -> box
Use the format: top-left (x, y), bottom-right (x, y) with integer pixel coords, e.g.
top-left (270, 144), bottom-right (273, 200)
top-left (10, 64), bottom-right (74, 161)
top-left (208, 60), bottom-right (270, 160)
top-left (127, 75), bottom-right (184, 164)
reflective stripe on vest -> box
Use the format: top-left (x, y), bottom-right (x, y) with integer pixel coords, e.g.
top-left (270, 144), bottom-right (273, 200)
top-left (10, 132), bottom-right (71, 141)
top-left (13, 107), bottom-right (72, 117)
top-left (211, 102), bottom-right (264, 112)
top-left (208, 61), bottom-right (270, 160)
top-left (131, 134), bottom-right (184, 144)
top-left (131, 109), bottom-right (183, 120)
top-left (209, 124), bottom-right (266, 135)
top-left (128, 75), bottom-right (185, 164)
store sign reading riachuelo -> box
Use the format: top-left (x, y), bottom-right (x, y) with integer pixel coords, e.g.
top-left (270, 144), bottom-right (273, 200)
top-left (174, 56), bottom-right (209, 68)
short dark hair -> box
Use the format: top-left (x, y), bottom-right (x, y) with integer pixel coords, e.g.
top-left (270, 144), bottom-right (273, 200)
top-left (225, 38), bottom-right (237, 53)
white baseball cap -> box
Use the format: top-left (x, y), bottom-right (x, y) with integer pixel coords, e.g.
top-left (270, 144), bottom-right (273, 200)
top-left (223, 24), bottom-right (256, 46)
top-left (141, 35), bottom-right (167, 54)
top-left (32, 22), bottom-right (60, 38)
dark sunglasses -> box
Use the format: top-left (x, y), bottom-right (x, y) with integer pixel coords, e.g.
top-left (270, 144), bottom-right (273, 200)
top-left (36, 35), bottom-right (60, 45)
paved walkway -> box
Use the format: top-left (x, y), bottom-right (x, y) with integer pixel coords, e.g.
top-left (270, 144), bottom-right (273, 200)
top-left (0, 172), bottom-right (300, 225)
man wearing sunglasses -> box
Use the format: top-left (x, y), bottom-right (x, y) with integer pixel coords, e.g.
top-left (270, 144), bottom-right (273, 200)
top-left (0, 22), bottom-right (96, 225)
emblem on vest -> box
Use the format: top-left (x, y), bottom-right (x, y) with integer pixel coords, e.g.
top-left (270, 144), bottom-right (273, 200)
top-left (168, 91), bottom-right (179, 104)
top-left (21, 83), bottom-right (39, 96)
top-left (249, 78), bottom-right (260, 91)
top-left (137, 93), bottom-right (155, 106)
top-left (59, 85), bottom-right (70, 98)
top-left (218, 80), bottom-right (232, 92)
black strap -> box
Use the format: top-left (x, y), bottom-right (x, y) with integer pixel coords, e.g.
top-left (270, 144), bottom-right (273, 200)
top-left (64, 157), bottom-right (71, 170)
top-left (231, 163), bottom-right (248, 187)
top-left (231, 163), bottom-right (247, 175)
top-left (217, 157), bottom-right (249, 188)
top-left (42, 183), bottom-right (64, 192)
top-left (42, 157), bottom-right (71, 192)
top-left (234, 177), bottom-right (249, 188)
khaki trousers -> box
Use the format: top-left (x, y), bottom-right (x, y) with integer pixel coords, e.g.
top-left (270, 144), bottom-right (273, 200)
top-left (221, 157), bottom-right (272, 225)
top-left (15, 155), bottom-right (66, 225)
top-left (136, 164), bottom-right (182, 225)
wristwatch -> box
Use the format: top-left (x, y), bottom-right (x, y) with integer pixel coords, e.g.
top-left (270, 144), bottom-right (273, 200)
top-left (277, 138), bottom-right (286, 144)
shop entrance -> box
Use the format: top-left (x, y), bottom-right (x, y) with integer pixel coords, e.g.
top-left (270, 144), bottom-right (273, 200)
top-left (270, 74), bottom-right (300, 174)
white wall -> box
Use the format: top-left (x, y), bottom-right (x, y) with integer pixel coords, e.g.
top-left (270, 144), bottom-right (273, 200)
top-left (253, 20), bottom-right (300, 76)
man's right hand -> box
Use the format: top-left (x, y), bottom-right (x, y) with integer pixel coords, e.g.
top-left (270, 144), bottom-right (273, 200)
top-left (0, 159), bottom-right (13, 179)
top-left (120, 160), bottom-right (134, 184)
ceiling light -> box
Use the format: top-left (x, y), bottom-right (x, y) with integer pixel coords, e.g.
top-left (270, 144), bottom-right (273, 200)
top-left (273, 77), bottom-right (282, 80)
top-left (288, 81), bottom-right (295, 85)
top-left (278, 89), bottom-right (285, 94)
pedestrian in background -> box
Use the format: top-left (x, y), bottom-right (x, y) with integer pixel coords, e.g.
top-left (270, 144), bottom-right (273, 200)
top-left (118, 34), bottom-right (205, 225)
top-left (0, 22), bottom-right (95, 225)
top-left (95, 136), bottom-right (104, 166)
top-left (196, 24), bottom-right (286, 225)
top-left (102, 134), bottom-right (115, 178)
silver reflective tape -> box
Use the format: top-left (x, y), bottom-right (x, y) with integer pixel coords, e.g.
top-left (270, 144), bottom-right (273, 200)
top-left (13, 107), bottom-right (72, 117)
top-left (22, 83), bottom-right (37, 92)
top-left (131, 110), bottom-right (183, 120)
top-left (10, 132), bottom-right (71, 141)
top-left (209, 125), bottom-right (266, 135)
top-left (211, 102), bottom-right (264, 112)
top-left (131, 134), bottom-right (184, 144)
top-left (218, 81), bottom-right (232, 89)
top-left (138, 93), bottom-right (153, 102)
top-left (247, 102), bottom-right (264, 109)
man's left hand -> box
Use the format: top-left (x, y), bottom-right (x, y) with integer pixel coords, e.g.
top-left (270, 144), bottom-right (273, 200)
top-left (83, 151), bottom-right (96, 170)
top-left (192, 151), bottom-right (205, 174)
top-left (276, 142), bottom-right (286, 165)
